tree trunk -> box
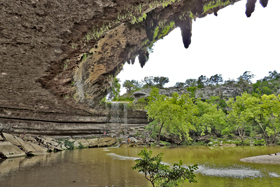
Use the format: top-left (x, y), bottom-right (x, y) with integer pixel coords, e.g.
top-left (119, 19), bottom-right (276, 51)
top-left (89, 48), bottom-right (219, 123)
top-left (258, 122), bottom-right (269, 143)
top-left (157, 123), bottom-right (164, 145)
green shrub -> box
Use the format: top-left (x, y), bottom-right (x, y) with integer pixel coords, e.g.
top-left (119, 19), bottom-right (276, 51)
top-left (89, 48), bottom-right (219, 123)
top-left (132, 148), bottom-right (198, 187)
top-left (64, 140), bottom-right (74, 150)
top-left (78, 142), bottom-right (85, 149)
top-left (254, 139), bottom-right (266, 146)
top-left (160, 141), bottom-right (171, 146)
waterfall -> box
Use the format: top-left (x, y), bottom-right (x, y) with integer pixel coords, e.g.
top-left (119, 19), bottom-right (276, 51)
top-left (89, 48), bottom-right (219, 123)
top-left (123, 103), bottom-right (128, 125)
top-left (110, 102), bottom-right (120, 123)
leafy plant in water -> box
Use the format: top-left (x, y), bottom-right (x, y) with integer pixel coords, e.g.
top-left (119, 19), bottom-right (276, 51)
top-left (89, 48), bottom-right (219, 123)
top-left (78, 142), bottom-right (85, 149)
top-left (64, 140), bottom-right (74, 150)
top-left (132, 148), bottom-right (198, 187)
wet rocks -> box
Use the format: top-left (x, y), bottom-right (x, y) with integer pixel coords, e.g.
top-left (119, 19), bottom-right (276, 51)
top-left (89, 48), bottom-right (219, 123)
top-left (0, 142), bottom-right (26, 159)
top-left (77, 139), bottom-right (90, 148)
top-left (87, 138), bottom-right (99, 147)
top-left (97, 137), bottom-right (118, 147)
top-left (0, 133), bottom-right (121, 159)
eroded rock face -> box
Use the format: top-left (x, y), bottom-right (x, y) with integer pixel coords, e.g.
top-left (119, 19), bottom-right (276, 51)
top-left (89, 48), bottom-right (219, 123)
top-left (0, 0), bottom-right (269, 135)
top-left (133, 87), bottom-right (189, 101)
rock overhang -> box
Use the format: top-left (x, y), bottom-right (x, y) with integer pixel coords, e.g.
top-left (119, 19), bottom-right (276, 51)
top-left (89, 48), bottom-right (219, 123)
top-left (0, 0), bottom-right (269, 134)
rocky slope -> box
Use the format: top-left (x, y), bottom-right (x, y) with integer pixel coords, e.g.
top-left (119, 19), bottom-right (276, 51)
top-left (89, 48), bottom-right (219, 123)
top-left (0, 0), bottom-right (269, 135)
top-left (0, 132), bottom-right (118, 158)
top-left (133, 84), bottom-right (247, 101)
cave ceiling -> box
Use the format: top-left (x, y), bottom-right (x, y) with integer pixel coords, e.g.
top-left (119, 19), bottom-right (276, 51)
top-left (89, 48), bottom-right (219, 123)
top-left (0, 0), bottom-right (269, 119)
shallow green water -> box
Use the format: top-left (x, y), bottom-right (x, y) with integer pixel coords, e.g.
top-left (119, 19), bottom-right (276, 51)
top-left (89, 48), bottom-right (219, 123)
top-left (0, 146), bottom-right (280, 187)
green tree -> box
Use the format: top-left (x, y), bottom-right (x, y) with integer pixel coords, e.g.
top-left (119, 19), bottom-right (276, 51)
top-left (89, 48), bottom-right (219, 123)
top-left (262, 86), bottom-right (273, 95)
top-left (224, 79), bottom-right (236, 86)
top-left (123, 80), bottom-right (134, 93)
top-left (259, 94), bottom-right (280, 143)
top-left (226, 93), bottom-right (261, 142)
top-left (267, 70), bottom-right (280, 81)
top-left (237, 71), bottom-right (255, 84)
top-left (143, 76), bottom-right (155, 88)
top-left (195, 99), bottom-right (226, 136)
top-left (153, 76), bottom-right (169, 89)
top-left (123, 79), bottom-right (142, 94)
top-left (197, 75), bottom-right (207, 88)
top-left (132, 148), bottom-right (198, 187)
top-left (209, 74), bottom-right (223, 85)
top-left (146, 88), bottom-right (196, 145)
top-left (185, 79), bottom-right (197, 87)
top-left (186, 87), bottom-right (196, 98)
top-left (174, 82), bottom-right (185, 88)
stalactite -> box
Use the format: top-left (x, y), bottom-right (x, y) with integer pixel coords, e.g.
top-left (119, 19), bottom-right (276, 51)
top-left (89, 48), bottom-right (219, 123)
top-left (176, 17), bottom-right (192, 49)
top-left (139, 50), bottom-right (147, 68)
top-left (246, 0), bottom-right (257, 17)
top-left (144, 10), bottom-right (158, 42)
top-left (260, 0), bottom-right (268, 8)
top-left (131, 57), bottom-right (136, 65)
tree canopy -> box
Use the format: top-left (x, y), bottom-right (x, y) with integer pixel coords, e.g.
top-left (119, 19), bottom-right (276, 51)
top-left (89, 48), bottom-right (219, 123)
top-left (146, 87), bottom-right (196, 145)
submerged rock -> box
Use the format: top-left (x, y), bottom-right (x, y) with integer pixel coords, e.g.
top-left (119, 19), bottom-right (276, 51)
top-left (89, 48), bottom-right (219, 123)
top-left (22, 143), bottom-right (48, 156)
top-left (240, 153), bottom-right (280, 163)
top-left (0, 142), bottom-right (26, 159)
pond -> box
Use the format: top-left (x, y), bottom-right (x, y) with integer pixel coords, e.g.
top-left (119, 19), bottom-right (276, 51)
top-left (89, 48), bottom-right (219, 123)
top-left (0, 146), bottom-right (280, 187)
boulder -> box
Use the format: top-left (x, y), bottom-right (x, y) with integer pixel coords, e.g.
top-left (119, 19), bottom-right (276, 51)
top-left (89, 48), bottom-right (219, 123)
top-left (77, 139), bottom-right (89, 148)
top-left (21, 142), bottom-right (47, 155)
top-left (87, 138), bottom-right (98, 147)
top-left (0, 141), bottom-right (26, 158)
top-left (22, 135), bottom-right (36, 142)
top-left (97, 137), bottom-right (117, 147)
top-left (2, 133), bottom-right (21, 147)
top-left (59, 143), bottom-right (67, 150)
top-left (129, 137), bottom-right (138, 143)
top-left (196, 135), bottom-right (210, 142)
top-left (73, 141), bottom-right (80, 149)
top-left (2, 133), bottom-right (47, 155)
top-left (35, 136), bottom-right (59, 148)
top-left (54, 143), bottom-right (67, 151)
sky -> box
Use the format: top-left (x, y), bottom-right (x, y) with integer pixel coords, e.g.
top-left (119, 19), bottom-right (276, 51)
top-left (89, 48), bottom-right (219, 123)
top-left (117, 0), bottom-right (280, 94)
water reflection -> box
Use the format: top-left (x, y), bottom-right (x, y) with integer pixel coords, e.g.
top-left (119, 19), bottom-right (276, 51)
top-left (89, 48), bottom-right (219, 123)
top-left (1, 146), bottom-right (280, 187)
top-left (106, 151), bottom-right (280, 179)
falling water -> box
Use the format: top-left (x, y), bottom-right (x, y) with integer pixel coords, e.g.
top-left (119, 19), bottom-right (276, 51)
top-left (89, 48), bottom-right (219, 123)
top-left (110, 102), bottom-right (120, 123)
top-left (123, 103), bottom-right (128, 125)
